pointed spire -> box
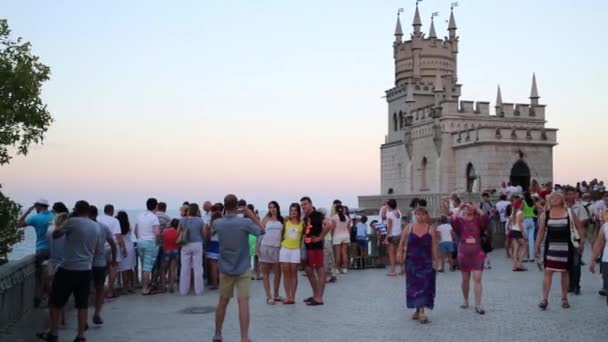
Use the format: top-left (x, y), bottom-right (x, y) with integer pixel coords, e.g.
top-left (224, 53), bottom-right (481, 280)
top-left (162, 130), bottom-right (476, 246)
top-left (395, 14), bottom-right (403, 38)
top-left (434, 73), bottom-right (443, 92)
top-left (448, 9), bottom-right (457, 30)
top-left (429, 16), bottom-right (437, 39)
top-left (448, 4), bottom-right (457, 39)
top-left (412, 3), bottom-right (422, 35)
top-left (496, 85), bottom-right (503, 107)
top-left (530, 73), bottom-right (539, 105)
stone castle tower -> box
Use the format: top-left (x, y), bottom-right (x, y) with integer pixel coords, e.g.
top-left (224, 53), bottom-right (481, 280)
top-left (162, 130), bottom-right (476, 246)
top-left (381, 4), bottom-right (557, 195)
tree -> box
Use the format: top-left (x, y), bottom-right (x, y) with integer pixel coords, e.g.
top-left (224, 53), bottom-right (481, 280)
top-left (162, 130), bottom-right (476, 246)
top-left (0, 19), bottom-right (52, 264)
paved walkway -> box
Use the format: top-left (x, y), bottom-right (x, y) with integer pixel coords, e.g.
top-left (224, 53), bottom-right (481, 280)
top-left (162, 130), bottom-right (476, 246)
top-left (6, 251), bottom-right (608, 342)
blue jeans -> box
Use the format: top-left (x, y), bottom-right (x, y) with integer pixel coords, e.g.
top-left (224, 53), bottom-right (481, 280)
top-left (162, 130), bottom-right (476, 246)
top-left (524, 218), bottom-right (536, 259)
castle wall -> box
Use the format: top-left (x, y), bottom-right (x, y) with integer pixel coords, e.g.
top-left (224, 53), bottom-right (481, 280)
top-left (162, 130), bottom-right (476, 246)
top-left (380, 142), bottom-right (409, 195)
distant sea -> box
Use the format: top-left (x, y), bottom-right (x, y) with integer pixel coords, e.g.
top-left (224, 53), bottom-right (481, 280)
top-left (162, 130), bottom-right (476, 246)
top-left (9, 208), bottom-right (377, 261)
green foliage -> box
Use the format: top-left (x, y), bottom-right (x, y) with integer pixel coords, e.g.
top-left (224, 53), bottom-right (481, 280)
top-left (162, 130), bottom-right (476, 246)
top-left (0, 18), bottom-right (52, 165)
top-left (0, 19), bottom-right (52, 263)
top-left (0, 187), bottom-right (22, 264)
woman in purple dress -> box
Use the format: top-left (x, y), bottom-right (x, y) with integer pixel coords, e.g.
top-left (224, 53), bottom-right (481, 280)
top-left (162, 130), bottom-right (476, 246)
top-left (397, 207), bottom-right (438, 324)
top-left (449, 202), bottom-right (489, 315)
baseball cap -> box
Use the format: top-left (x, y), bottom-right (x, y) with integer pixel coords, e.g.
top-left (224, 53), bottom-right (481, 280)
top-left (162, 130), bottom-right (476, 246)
top-left (35, 199), bottom-right (49, 207)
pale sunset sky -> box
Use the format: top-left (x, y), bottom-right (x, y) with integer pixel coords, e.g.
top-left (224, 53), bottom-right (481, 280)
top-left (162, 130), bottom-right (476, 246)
top-left (1, 0), bottom-right (606, 210)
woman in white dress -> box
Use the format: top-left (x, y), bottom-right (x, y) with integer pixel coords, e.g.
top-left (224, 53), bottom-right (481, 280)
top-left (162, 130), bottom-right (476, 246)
top-left (117, 211), bottom-right (136, 293)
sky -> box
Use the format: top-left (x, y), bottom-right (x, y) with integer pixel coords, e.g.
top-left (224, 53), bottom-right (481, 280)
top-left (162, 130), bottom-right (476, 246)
top-left (0, 0), bottom-right (606, 211)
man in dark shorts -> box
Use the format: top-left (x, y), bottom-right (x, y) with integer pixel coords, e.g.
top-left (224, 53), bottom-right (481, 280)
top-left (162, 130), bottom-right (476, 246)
top-left (89, 205), bottom-right (117, 326)
top-left (37, 201), bottom-right (98, 342)
top-left (301, 196), bottom-right (330, 306)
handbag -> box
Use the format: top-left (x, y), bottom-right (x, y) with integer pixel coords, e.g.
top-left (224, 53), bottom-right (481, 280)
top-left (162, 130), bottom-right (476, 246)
top-left (566, 208), bottom-right (580, 249)
top-left (176, 219), bottom-right (189, 246)
top-left (480, 216), bottom-right (493, 253)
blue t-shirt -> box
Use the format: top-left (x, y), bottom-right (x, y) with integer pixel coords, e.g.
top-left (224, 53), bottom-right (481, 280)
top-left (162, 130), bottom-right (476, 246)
top-left (212, 214), bottom-right (262, 276)
top-left (25, 211), bottom-right (55, 251)
top-left (356, 222), bottom-right (367, 239)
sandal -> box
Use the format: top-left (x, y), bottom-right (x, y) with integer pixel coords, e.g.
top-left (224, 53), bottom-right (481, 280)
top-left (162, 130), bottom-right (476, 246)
top-left (418, 313), bottom-right (430, 324)
top-left (538, 300), bottom-right (548, 310)
top-left (460, 304), bottom-right (469, 309)
top-left (303, 297), bottom-right (314, 303)
top-left (212, 337), bottom-right (223, 342)
top-left (266, 298), bottom-right (275, 305)
top-left (561, 299), bottom-right (570, 309)
top-left (306, 299), bottom-right (324, 306)
top-left (475, 306), bottom-right (486, 315)
top-left (273, 296), bottom-right (284, 302)
top-left (92, 315), bottom-right (103, 325)
top-left (386, 272), bottom-right (397, 277)
top-left (411, 311), bottom-right (420, 320)
top-left (282, 300), bottom-right (295, 305)
top-left (35, 332), bottom-right (58, 342)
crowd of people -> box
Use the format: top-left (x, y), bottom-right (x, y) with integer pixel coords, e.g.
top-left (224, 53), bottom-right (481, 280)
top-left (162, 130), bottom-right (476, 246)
top-left (15, 179), bottom-right (608, 342)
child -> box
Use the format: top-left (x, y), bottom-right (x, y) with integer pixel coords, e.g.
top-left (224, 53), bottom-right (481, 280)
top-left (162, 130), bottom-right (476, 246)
top-left (436, 215), bottom-right (455, 272)
top-left (161, 219), bottom-right (179, 293)
top-left (356, 216), bottom-right (369, 257)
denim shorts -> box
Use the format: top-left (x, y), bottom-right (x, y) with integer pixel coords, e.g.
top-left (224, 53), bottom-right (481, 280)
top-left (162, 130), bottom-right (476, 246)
top-left (162, 250), bottom-right (179, 262)
top-left (439, 241), bottom-right (455, 253)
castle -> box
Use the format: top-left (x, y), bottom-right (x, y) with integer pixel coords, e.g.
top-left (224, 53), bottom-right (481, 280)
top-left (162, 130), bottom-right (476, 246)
top-left (376, 4), bottom-right (557, 197)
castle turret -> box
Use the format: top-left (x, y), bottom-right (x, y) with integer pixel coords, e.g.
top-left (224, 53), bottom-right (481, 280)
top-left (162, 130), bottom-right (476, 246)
top-left (412, 4), bottom-right (422, 36)
top-left (394, 14), bottom-right (403, 44)
top-left (495, 85), bottom-right (503, 115)
top-left (448, 6), bottom-right (457, 40)
top-left (428, 15), bottom-right (437, 39)
top-left (530, 73), bottom-right (540, 106)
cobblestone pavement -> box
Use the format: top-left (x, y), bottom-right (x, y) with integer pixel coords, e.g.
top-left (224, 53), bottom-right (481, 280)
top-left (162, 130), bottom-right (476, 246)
top-left (9, 251), bottom-right (608, 342)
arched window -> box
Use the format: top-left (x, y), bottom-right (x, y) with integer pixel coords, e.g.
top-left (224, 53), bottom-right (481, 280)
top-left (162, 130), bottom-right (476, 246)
top-left (393, 113), bottom-right (398, 132)
top-left (421, 157), bottom-right (428, 191)
top-left (466, 163), bottom-right (476, 193)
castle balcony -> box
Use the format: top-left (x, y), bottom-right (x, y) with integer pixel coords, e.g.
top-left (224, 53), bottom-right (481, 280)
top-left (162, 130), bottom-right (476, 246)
top-left (451, 126), bottom-right (557, 149)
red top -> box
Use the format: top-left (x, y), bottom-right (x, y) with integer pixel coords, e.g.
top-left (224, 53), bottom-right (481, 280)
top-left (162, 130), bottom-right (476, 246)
top-left (163, 228), bottom-right (179, 252)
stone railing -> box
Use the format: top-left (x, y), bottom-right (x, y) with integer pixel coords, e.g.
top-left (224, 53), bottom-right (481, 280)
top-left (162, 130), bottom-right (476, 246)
top-left (0, 254), bottom-right (35, 331)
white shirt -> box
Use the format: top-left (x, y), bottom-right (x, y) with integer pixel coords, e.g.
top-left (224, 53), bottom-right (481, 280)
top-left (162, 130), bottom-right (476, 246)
top-left (436, 224), bottom-right (453, 243)
top-left (495, 200), bottom-right (511, 223)
top-left (98, 214), bottom-right (121, 238)
top-left (387, 209), bottom-right (402, 237)
top-left (136, 211), bottom-right (160, 242)
top-left (507, 186), bottom-right (518, 195)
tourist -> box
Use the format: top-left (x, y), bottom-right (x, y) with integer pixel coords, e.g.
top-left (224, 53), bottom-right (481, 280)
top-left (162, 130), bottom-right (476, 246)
top-left (499, 182), bottom-right (508, 195)
top-left (406, 198), bottom-right (419, 223)
top-left (589, 209), bottom-right (608, 302)
top-left (332, 204), bottom-right (351, 274)
top-left (17, 198), bottom-right (54, 307)
top-left (36, 200), bottom-right (97, 342)
top-left (379, 199), bottom-right (388, 223)
top-left (241, 200), bottom-right (261, 280)
top-left (386, 199), bottom-right (404, 276)
top-left (301, 196), bottom-right (330, 306)
top-left (397, 207), bottom-right (437, 324)
top-left (258, 201), bottom-right (284, 304)
top-left (509, 200), bottom-right (527, 271)
top-left (521, 192), bottom-right (538, 263)
top-left (536, 191), bottom-right (583, 310)
top-left (280, 203), bottom-right (304, 304)
top-left (89, 205), bottom-right (117, 325)
top-left (97, 204), bottom-right (125, 298)
top-left (116, 210), bottom-right (136, 294)
top-left (436, 215), bottom-right (455, 272)
top-left (161, 218), bottom-right (179, 293)
top-left (212, 194), bottom-right (264, 342)
top-left (449, 202), bottom-right (489, 314)
top-left (370, 220), bottom-right (388, 266)
top-left (47, 202), bottom-right (69, 327)
top-left (323, 200), bottom-right (339, 283)
top-left (565, 186), bottom-right (588, 295)
top-left (495, 194), bottom-right (511, 258)
top-left (179, 203), bottom-right (205, 296)
top-left (134, 198), bottom-right (161, 295)
top-left (355, 216), bottom-right (369, 258)
top-left (581, 193), bottom-right (597, 245)
top-left (204, 204), bottom-right (222, 290)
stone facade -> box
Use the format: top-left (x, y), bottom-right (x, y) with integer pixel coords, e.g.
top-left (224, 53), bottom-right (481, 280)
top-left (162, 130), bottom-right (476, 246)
top-left (377, 5), bottom-right (557, 197)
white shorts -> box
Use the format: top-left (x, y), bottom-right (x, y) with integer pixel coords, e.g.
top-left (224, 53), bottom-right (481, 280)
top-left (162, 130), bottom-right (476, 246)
top-left (332, 234), bottom-right (350, 245)
top-left (279, 248), bottom-right (301, 264)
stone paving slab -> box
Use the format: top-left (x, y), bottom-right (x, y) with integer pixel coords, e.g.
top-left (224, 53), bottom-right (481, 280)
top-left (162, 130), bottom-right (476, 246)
top-left (5, 251), bottom-right (607, 342)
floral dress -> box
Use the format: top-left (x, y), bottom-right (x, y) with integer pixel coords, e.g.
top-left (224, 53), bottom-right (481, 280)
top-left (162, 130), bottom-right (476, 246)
top-left (451, 215), bottom-right (488, 272)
